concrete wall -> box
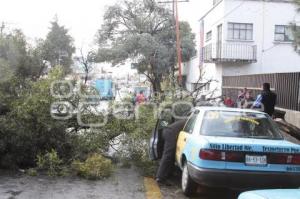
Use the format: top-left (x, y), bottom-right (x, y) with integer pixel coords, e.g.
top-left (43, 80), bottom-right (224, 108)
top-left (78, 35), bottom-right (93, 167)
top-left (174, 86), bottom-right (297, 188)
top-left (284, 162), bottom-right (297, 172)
top-left (180, 0), bottom-right (223, 92)
top-left (222, 0), bottom-right (300, 76)
top-left (203, 1), bottom-right (226, 45)
top-left (195, 0), bottom-right (300, 96)
top-left (184, 0), bottom-right (300, 127)
top-left (186, 0), bottom-right (227, 97)
top-left (185, 0), bottom-right (300, 97)
top-left (277, 107), bottom-right (300, 129)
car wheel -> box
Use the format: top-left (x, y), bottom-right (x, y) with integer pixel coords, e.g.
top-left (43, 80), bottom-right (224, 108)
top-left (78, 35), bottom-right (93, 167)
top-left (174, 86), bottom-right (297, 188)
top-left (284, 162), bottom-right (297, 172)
top-left (182, 162), bottom-right (197, 196)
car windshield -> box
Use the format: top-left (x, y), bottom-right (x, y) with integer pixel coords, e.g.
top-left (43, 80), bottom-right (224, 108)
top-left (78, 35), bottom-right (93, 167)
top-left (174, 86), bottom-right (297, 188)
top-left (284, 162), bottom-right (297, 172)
top-left (201, 111), bottom-right (283, 140)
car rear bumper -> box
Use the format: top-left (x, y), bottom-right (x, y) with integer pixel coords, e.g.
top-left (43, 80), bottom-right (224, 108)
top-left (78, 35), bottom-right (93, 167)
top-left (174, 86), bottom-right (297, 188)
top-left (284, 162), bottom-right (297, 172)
top-left (188, 162), bottom-right (300, 189)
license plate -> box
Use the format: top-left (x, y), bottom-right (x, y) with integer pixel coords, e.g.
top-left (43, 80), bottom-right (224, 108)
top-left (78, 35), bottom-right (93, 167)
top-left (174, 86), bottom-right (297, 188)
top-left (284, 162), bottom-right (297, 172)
top-left (245, 155), bottom-right (267, 166)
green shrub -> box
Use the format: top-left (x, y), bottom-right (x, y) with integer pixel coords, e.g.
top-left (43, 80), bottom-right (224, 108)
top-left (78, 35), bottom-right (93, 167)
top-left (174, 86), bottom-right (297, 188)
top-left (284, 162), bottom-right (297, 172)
top-left (128, 139), bottom-right (158, 177)
top-left (36, 149), bottom-right (64, 176)
top-left (120, 158), bottom-right (132, 168)
top-left (135, 158), bottom-right (158, 177)
top-left (72, 153), bottom-right (113, 180)
top-left (26, 168), bottom-right (38, 176)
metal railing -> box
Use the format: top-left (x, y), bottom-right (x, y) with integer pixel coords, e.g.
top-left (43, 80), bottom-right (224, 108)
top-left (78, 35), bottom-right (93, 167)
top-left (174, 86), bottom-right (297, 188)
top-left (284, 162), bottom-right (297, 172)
top-left (223, 73), bottom-right (300, 111)
top-left (202, 43), bottom-right (257, 63)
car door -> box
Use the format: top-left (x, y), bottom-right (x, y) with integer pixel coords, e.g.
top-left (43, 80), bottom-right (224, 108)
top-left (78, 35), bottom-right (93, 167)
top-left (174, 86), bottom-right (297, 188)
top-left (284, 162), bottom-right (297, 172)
top-left (149, 110), bottom-right (173, 160)
top-left (176, 111), bottom-right (199, 167)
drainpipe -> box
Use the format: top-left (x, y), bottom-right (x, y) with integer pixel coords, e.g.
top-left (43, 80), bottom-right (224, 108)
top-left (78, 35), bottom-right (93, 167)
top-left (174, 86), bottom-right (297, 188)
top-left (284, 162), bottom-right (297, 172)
top-left (261, 0), bottom-right (266, 73)
top-left (199, 20), bottom-right (205, 69)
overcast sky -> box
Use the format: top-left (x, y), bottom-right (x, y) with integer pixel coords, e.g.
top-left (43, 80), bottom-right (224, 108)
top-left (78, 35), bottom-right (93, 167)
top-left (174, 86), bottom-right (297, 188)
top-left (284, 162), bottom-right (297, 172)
top-left (0, 0), bottom-right (211, 75)
top-left (0, 0), bottom-right (118, 50)
top-left (0, 0), bottom-right (211, 48)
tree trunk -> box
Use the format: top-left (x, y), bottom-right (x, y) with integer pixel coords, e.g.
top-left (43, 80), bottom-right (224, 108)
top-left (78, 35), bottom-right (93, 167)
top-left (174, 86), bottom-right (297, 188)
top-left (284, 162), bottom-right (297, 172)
top-left (152, 78), bottom-right (161, 93)
top-left (151, 74), bottom-right (163, 101)
top-left (84, 73), bottom-right (88, 85)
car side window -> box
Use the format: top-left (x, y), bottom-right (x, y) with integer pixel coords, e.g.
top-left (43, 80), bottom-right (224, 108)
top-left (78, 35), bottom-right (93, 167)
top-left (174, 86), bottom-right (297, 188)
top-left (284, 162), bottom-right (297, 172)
top-left (183, 112), bottom-right (198, 134)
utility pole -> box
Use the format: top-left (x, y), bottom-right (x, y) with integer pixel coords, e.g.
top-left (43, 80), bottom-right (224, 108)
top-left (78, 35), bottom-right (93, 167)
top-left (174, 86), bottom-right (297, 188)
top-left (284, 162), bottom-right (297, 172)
top-left (158, 0), bottom-right (189, 86)
top-left (175, 0), bottom-right (182, 85)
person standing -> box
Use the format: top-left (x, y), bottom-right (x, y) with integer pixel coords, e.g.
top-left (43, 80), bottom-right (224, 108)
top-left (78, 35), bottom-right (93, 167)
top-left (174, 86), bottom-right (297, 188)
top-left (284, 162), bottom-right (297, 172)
top-left (224, 96), bottom-right (235, 107)
top-left (135, 91), bottom-right (145, 105)
top-left (253, 83), bottom-right (277, 116)
top-left (156, 119), bottom-right (187, 184)
top-left (238, 88), bottom-right (247, 101)
top-left (237, 88), bottom-right (248, 108)
top-left (243, 91), bottom-right (255, 108)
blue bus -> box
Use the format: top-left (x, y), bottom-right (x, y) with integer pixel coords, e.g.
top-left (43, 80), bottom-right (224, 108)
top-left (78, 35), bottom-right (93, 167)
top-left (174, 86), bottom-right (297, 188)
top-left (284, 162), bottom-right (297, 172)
top-left (95, 79), bottom-right (115, 100)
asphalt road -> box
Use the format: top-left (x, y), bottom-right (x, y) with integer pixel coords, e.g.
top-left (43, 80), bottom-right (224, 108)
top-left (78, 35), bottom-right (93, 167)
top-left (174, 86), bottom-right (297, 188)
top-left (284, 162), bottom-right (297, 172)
top-left (0, 166), bottom-right (241, 199)
top-left (159, 169), bottom-right (240, 199)
top-left (0, 167), bottom-right (145, 199)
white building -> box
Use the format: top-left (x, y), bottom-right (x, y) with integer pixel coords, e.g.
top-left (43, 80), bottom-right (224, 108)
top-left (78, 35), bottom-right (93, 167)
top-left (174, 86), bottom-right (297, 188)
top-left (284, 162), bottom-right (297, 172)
top-left (185, 0), bottom-right (300, 126)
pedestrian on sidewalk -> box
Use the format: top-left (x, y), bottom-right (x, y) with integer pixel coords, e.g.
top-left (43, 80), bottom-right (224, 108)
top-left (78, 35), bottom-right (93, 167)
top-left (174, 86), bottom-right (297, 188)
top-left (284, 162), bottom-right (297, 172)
top-left (243, 90), bottom-right (255, 108)
top-left (253, 83), bottom-right (277, 116)
top-left (224, 96), bottom-right (235, 107)
top-left (237, 88), bottom-right (248, 108)
top-left (135, 91), bottom-right (146, 105)
top-left (238, 88), bottom-right (247, 101)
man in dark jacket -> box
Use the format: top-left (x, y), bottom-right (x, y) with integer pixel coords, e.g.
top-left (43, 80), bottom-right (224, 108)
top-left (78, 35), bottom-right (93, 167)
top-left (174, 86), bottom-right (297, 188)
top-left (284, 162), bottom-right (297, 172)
top-left (254, 83), bottom-right (277, 116)
top-left (156, 119), bottom-right (187, 183)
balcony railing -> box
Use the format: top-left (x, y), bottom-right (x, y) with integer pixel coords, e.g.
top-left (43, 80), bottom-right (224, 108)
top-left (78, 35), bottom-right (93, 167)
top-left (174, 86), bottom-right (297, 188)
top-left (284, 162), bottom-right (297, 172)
top-left (202, 43), bottom-right (257, 63)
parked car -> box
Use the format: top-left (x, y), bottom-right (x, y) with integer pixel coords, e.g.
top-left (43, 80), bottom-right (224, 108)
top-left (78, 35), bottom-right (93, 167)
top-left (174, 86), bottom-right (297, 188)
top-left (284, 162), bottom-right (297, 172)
top-left (176, 107), bottom-right (300, 196)
top-left (238, 189), bottom-right (300, 199)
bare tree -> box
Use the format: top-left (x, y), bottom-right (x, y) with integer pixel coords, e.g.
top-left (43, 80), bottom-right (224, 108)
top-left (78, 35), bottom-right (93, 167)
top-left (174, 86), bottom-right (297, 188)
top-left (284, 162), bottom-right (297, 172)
top-left (75, 48), bottom-right (95, 84)
top-left (190, 69), bottom-right (219, 104)
top-left (170, 65), bottom-right (219, 106)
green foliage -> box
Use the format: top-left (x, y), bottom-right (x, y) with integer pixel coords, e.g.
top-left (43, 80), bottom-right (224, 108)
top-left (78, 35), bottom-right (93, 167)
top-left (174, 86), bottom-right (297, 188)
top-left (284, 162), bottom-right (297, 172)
top-left (0, 64), bottom-right (116, 169)
top-left (120, 158), bottom-right (132, 168)
top-left (113, 104), bottom-right (158, 176)
top-left (0, 29), bottom-right (31, 79)
top-left (26, 168), bottom-right (38, 176)
top-left (134, 156), bottom-right (158, 177)
top-left (72, 153), bottom-right (114, 180)
top-left (0, 58), bottom-right (13, 83)
top-left (42, 18), bottom-right (75, 73)
top-left (70, 128), bottom-right (113, 160)
top-left (36, 149), bottom-right (64, 177)
top-left (0, 20), bottom-right (74, 80)
top-left (292, 1), bottom-right (300, 52)
top-left (291, 23), bottom-right (300, 52)
top-left (111, 100), bottom-right (192, 177)
top-left (96, 0), bottom-right (196, 92)
top-left (0, 66), bottom-right (76, 168)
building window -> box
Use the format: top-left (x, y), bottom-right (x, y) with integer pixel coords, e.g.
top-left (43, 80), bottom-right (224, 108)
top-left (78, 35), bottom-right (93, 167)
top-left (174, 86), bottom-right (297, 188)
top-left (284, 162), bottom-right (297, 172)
top-left (275, 25), bottom-right (294, 42)
top-left (206, 31), bottom-right (212, 41)
top-left (228, 23), bottom-right (253, 40)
